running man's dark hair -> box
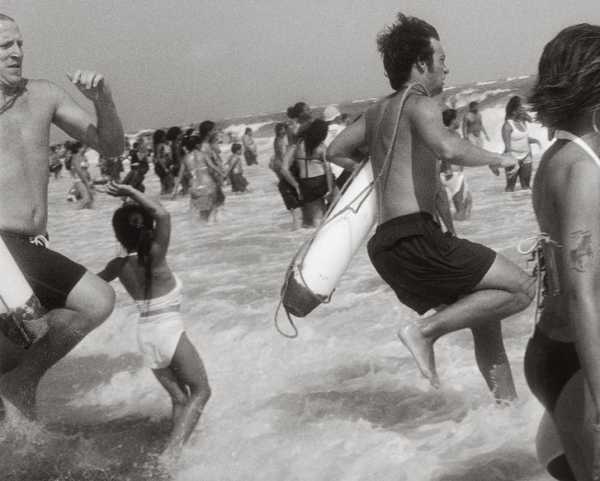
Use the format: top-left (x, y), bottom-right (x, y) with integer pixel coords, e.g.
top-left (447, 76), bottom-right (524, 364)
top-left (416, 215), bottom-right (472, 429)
top-left (529, 23), bottom-right (600, 131)
top-left (298, 119), bottom-right (328, 157)
top-left (505, 96), bottom-right (522, 120)
top-left (468, 101), bottom-right (479, 110)
top-left (244, 127), bottom-right (252, 134)
top-left (112, 203), bottom-right (155, 300)
top-left (231, 143), bottom-right (242, 154)
top-left (287, 102), bottom-right (308, 119)
top-left (376, 13), bottom-right (439, 90)
top-left (442, 108), bottom-right (457, 127)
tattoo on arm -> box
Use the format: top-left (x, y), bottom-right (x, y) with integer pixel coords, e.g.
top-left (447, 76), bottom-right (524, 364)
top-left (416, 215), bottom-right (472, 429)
top-left (569, 230), bottom-right (594, 272)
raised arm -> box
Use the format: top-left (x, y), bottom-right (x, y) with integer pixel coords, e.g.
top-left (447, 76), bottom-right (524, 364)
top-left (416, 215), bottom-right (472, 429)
top-left (106, 182), bottom-right (171, 261)
top-left (326, 114), bottom-right (367, 171)
top-left (52, 71), bottom-right (124, 157)
top-left (558, 161), bottom-right (600, 428)
top-left (411, 96), bottom-right (513, 169)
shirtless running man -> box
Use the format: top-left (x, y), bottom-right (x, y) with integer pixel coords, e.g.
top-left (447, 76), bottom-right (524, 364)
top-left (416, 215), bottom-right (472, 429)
top-left (327, 13), bottom-right (534, 401)
top-left (0, 14), bottom-right (124, 418)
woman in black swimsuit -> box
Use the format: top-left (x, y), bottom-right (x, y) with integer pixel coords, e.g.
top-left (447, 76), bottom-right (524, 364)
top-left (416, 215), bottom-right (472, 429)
top-left (526, 23), bottom-right (600, 481)
top-left (280, 119), bottom-right (333, 228)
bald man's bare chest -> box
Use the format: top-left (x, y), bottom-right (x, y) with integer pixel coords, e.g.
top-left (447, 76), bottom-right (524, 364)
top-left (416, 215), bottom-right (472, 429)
top-left (0, 94), bottom-right (54, 171)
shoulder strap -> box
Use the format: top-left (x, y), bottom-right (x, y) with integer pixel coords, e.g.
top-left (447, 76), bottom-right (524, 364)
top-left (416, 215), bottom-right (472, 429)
top-left (555, 130), bottom-right (600, 168)
top-left (372, 83), bottom-right (426, 221)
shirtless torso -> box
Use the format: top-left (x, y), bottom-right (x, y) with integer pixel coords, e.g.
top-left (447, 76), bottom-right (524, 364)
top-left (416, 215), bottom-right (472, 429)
top-left (365, 88), bottom-right (439, 222)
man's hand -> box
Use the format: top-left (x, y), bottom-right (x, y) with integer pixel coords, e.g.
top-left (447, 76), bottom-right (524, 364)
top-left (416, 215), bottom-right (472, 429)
top-left (498, 154), bottom-right (517, 170)
top-left (67, 70), bottom-right (112, 104)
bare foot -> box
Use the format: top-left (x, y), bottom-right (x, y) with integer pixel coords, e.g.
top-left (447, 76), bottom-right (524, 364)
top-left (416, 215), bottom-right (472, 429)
top-left (397, 322), bottom-right (439, 388)
top-left (0, 369), bottom-right (38, 419)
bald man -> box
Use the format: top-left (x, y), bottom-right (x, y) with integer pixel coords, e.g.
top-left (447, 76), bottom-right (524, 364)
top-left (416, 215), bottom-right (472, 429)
top-left (0, 14), bottom-right (124, 418)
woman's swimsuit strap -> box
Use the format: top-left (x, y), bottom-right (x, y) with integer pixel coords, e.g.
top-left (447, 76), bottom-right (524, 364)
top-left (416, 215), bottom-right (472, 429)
top-left (555, 130), bottom-right (600, 168)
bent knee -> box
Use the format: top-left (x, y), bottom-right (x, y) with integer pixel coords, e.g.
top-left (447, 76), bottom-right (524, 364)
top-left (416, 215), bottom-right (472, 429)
top-left (86, 282), bottom-right (115, 324)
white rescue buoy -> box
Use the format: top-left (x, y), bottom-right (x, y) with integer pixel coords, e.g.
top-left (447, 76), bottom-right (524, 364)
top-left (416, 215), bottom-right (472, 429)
top-left (0, 236), bottom-right (48, 347)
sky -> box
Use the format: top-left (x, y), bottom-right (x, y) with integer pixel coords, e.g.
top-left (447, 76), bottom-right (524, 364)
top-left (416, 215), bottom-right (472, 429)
top-left (1, 0), bottom-right (598, 135)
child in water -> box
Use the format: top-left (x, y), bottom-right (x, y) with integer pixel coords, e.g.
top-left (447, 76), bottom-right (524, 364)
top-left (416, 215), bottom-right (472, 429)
top-left (98, 181), bottom-right (211, 460)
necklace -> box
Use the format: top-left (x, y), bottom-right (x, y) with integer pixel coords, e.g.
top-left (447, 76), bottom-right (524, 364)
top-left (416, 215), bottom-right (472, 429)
top-left (0, 80), bottom-right (25, 115)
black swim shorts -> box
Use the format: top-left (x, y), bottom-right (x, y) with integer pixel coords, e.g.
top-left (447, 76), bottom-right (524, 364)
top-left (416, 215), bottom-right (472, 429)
top-left (1, 231), bottom-right (87, 311)
top-left (367, 212), bottom-right (496, 315)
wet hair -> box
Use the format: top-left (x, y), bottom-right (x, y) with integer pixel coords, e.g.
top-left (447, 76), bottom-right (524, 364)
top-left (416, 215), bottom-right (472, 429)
top-left (198, 121), bottom-right (216, 144)
top-left (298, 119), bottom-right (329, 157)
top-left (152, 129), bottom-right (166, 146)
top-left (442, 108), bottom-right (457, 127)
top-left (112, 203), bottom-right (155, 300)
top-left (287, 102), bottom-right (309, 119)
top-left (183, 134), bottom-right (201, 151)
top-left (231, 143), bottom-right (242, 154)
top-left (505, 96), bottom-right (522, 120)
top-left (165, 126), bottom-right (182, 142)
top-left (468, 101), bottom-right (478, 110)
top-left (529, 23), bottom-right (600, 131)
top-left (244, 127), bottom-right (252, 134)
top-left (376, 13), bottom-right (439, 91)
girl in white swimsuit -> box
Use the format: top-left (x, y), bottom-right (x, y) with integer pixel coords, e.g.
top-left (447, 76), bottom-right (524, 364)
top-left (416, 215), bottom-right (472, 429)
top-left (98, 182), bottom-right (211, 461)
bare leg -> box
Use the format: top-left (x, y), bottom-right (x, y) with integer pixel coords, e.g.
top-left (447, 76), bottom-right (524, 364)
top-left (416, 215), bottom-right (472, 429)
top-left (471, 321), bottom-right (516, 402)
top-left (398, 253), bottom-right (534, 388)
top-left (0, 271), bottom-right (114, 418)
top-left (290, 209), bottom-right (299, 230)
top-left (160, 333), bottom-right (210, 459)
top-left (153, 368), bottom-right (187, 429)
top-left (552, 371), bottom-right (594, 481)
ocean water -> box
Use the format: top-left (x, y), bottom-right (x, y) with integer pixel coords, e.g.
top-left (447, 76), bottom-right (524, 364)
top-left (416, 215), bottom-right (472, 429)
top-left (1, 81), bottom-right (556, 481)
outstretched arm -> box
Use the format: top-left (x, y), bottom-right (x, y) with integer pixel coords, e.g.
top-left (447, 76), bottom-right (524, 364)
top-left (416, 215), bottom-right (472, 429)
top-left (411, 96), bottom-right (513, 169)
top-left (97, 257), bottom-right (124, 282)
top-left (52, 71), bottom-right (124, 157)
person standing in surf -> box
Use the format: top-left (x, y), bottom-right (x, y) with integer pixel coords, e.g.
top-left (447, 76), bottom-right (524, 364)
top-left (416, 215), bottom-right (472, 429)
top-left (98, 182), bottom-right (211, 461)
top-left (525, 23), bottom-right (600, 481)
top-left (501, 95), bottom-right (541, 191)
top-left (0, 14), bottom-right (123, 418)
top-left (327, 12), bottom-right (533, 402)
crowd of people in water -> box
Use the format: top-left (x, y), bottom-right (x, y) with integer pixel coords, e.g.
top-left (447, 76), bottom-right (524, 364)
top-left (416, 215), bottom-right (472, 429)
top-left (3, 8), bottom-right (600, 481)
